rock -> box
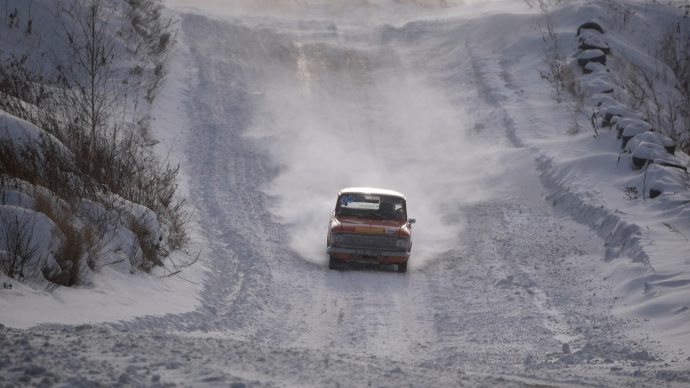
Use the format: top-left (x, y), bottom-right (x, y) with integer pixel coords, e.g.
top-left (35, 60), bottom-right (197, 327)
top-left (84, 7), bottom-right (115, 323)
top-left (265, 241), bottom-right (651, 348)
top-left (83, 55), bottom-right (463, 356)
top-left (74, 324), bottom-right (93, 332)
top-left (24, 365), bottom-right (47, 376)
top-left (631, 350), bottom-right (652, 361)
top-left (165, 361), bottom-right (181, 370)
top-left (202, 376), bottom-right (226, 382)
top-left (562, 343), bottom-right (571, 354)
top-left (118, 373), bottom-right (131, 384)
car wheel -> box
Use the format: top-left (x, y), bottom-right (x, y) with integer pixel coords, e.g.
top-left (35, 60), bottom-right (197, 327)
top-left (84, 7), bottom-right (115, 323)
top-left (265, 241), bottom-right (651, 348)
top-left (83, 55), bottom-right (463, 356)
top-left (328, 255), bottom-right (338, 270)
top-left (397, 262), bottom-right (407, 273)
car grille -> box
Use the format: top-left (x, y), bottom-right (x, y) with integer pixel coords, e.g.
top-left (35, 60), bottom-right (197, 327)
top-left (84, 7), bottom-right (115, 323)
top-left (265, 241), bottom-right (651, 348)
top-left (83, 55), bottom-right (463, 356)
top-left (338, 234), bottom-right (400, 250)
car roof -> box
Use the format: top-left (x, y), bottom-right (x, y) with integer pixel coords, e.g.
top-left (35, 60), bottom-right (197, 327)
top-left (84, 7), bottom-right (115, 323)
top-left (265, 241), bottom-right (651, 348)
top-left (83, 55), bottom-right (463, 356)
top-left (338, 187), bottom-right (406, 199)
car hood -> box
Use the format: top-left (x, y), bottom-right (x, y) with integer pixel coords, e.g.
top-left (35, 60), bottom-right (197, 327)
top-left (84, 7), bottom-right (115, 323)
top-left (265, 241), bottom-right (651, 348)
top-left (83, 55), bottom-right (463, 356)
top-left (336, 216), bottom-right (409, 238)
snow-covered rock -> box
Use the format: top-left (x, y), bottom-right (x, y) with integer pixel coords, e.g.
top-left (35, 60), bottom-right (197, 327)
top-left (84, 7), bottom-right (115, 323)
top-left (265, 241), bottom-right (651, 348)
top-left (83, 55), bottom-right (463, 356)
top-left (579, 73), bottom-right (614, 95)
top-left (577, 21), bottom-right (605, 36)
top-left (644, 163), bottom-right (688, 199)
top-left (583, 61), bottom-right (608, 75)
top-left (614, 117), bottom-right (652, 147)
top-left (626, 131), bottom-right (676, 155)
top-left (576, 49), bottom-right (607, 68)
top-left (578, 30), bottom-right (610, 54)
top-left (597, 103), bottom-right (643, 128)
top-left (630, 141), bottom-right (682, 170)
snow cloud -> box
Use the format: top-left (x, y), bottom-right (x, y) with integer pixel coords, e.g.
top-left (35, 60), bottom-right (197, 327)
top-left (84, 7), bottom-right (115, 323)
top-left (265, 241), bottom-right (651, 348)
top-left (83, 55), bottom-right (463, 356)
top-left (237, 28), bottom-right (502, 268)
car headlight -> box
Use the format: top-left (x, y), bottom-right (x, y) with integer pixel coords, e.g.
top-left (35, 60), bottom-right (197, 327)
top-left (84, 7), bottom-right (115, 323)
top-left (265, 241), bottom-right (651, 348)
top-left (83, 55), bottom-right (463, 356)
top-left (395, 238), bottom-right (407, 249)
top-left (334, 234), bottom-right (344, 244)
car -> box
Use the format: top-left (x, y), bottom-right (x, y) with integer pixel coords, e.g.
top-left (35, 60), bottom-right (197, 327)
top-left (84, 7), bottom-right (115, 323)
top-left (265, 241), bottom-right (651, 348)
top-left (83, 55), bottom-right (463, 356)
top-left (326, 187), bottom-right (415, 273)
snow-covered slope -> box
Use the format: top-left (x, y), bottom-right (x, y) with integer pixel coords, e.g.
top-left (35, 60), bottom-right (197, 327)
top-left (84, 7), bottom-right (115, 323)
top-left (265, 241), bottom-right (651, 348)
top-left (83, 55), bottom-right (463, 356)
top-left (1, 0), bottom-right (689, 386)
top-left (0, 0), bottom-right (205, 325)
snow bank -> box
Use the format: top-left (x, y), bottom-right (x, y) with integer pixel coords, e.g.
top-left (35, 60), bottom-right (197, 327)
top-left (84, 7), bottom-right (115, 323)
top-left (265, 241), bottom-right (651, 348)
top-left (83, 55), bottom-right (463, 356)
top-left (467, 0), bottom-right (690, 354)
top-left (554, 3), bottom-right (690, 353)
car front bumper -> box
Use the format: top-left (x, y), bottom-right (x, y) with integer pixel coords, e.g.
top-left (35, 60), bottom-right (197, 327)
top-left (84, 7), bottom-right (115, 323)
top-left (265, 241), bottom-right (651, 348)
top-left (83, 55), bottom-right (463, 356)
top-left (327, 246), bottom-right (409, 264)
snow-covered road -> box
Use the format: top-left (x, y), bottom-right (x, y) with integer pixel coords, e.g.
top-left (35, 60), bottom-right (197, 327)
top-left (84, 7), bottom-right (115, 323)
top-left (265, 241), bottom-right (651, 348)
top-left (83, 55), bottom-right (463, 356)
top-left (2, 1), bottom-right (690, 386)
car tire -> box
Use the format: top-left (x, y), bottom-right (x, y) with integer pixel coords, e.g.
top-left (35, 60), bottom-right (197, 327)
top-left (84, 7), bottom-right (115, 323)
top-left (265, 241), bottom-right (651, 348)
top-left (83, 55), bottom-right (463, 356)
top-left (397, 262), bottom-right (407, 273)
top-left (328, 255), bottom-right (338, 270)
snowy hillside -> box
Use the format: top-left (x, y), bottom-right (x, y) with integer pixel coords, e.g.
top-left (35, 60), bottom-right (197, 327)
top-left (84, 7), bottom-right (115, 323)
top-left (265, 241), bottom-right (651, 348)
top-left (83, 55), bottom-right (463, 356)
top-left (0, 0), bottom-right (201, 319)
top-left (1, 0), bottom-right (690, 386)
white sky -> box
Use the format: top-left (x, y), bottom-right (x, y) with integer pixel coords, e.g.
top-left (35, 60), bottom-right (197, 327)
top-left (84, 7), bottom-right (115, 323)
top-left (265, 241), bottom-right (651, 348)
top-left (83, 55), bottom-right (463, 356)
top-left (162, 0), bottom-right (520, 18)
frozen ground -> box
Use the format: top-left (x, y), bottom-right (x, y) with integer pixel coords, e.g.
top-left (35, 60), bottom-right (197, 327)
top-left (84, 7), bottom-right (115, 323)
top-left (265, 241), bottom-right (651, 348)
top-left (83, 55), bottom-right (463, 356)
top-left (2, 0), bottom-right (690, 386)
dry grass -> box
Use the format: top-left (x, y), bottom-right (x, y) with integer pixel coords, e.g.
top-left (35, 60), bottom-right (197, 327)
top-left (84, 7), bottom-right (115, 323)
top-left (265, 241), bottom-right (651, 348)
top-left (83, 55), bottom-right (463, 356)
top-left (128, 216), bottom-right (161, 271)
top-left (34, 192), bottom-right (83, 286)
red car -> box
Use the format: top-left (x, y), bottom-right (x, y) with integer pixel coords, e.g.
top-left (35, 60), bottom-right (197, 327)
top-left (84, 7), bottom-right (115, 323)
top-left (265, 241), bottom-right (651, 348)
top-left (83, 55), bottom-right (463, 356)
top-left (326, 187), bottom-right (415, 273)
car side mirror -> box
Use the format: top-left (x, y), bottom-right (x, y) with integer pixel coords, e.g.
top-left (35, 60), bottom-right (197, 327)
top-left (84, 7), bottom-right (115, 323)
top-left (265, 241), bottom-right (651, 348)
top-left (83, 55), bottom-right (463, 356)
top-left (408, 218), bottom-right (416, 224)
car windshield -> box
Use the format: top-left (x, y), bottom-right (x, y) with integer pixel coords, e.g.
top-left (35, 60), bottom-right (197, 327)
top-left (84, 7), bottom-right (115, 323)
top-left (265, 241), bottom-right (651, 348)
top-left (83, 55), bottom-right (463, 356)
top-left (336, 193), bottom-right (406, 220)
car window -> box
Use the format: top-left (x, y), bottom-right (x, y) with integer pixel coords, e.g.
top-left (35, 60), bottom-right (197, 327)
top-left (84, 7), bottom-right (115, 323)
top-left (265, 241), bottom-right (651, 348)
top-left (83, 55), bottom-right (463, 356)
top-left (337, 194), bottom-right (406, 220)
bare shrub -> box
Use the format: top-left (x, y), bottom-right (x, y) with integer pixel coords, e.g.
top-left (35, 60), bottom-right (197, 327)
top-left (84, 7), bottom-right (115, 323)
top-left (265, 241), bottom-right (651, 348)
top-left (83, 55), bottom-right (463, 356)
top-left (536, 2), bottom-right (574, 103)
top-left (0, 213), bottom-right (39, 281)
top-left (0, 131), bottom-right (92, 207)
top-left (599, 0), bottom-right (636, 31)
top-left (0, 138), bottom-right (43, 188)
top-left (122, 0), bottom-right (176, 102)
top-left (52, 0), bottom-right (187, 249)
top-left (658, 23), bottom-right (690, 152)
top-left (614, 57), bottom-right (688, 153)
